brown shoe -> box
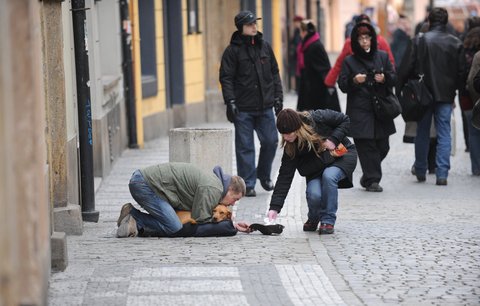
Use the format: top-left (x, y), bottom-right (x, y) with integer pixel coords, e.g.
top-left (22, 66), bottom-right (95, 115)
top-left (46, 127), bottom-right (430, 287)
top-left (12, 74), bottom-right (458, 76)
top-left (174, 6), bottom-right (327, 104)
top-left (116, 214), bottom-right (138, 238)
top-left (117, 203), bottom-right (133, 227)
top-left (303, 219), bottom-right (319, 231)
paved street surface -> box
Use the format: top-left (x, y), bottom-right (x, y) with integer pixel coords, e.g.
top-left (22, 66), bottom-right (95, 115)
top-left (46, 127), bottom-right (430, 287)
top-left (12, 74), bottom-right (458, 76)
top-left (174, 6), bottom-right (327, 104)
top-left (48, 92), bottom-right (480, 306)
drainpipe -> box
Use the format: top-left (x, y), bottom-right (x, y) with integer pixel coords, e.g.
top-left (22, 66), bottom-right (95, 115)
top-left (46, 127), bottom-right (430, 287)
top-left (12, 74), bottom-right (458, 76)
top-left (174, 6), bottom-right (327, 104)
top-left (71, 0), bottom-right (99, 222)
top-left (119, 0), bottom-right (138, 149)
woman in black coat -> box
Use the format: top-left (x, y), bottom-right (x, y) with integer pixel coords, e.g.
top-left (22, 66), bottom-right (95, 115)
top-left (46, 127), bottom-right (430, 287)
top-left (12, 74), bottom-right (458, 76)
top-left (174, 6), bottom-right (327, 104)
top-left (267, 109), bottom-right (357, 234)
top-left (296, 20), bottom-right (340, 112)
top-left (338, 22), bottom-right (396, 192)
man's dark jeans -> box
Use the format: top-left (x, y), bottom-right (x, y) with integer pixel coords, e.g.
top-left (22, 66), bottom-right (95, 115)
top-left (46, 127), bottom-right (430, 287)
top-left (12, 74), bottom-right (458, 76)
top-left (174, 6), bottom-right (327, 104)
top-left (234, 109), bottom-right (278, 189)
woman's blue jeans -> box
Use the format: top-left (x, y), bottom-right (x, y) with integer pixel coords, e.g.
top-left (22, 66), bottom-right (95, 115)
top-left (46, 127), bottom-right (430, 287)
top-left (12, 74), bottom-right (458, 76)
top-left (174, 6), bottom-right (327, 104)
top-left (305, 166), bottom-right (346, 225)
top-left (128, 170), bottom-right (183, 236)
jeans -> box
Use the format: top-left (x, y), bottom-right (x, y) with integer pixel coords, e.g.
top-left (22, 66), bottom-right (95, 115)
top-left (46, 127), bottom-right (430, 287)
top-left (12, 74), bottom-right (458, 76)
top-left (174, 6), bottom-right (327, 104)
top-left (128, 170), bottom-right (183, 236)
top-left (415, 103), bottom-right (452, 179)
top-left (465, 110), bottom-right (480, 175)
top-left (305, 166), bottom-right (346, 225)
top-left (234, 109), bottom-right (278, 189)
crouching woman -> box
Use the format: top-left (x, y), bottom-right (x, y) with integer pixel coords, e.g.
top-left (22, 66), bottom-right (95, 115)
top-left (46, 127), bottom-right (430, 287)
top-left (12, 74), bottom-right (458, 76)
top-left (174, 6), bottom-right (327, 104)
top-left (267, 109), bottom-right (357, 234)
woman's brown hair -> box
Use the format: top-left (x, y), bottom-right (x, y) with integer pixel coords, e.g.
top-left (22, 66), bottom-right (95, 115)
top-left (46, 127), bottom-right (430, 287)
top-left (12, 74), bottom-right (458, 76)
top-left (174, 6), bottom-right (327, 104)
top-left (281, 112), bottom-right (326, 159)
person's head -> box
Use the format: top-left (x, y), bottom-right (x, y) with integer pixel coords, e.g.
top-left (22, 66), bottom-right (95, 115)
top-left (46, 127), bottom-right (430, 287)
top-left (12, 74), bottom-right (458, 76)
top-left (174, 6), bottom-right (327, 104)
top-left (299, 19), bottom-right (316, 39)
top-left (220, 175), bottom-right (246, 206)
top-left (350, 22), bottom-right (377, 59)
top-left (293, 15), bottom-right (304, 28)
top-left (276, 109), bottom-right (326, 158)
top-left (428, 7), bottom-right (448, 26)
top-left (234, 10), bottom-right (261, 36)
top-left (467, 16), bottom-right (480, 31)
top-left (355, 13), bottom-right (371, 25)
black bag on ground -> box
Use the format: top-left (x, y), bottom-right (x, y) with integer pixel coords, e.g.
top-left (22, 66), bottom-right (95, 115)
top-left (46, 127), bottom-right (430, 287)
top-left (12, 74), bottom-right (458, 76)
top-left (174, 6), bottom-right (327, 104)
top-left (372, 92), bottom-right (402, 120)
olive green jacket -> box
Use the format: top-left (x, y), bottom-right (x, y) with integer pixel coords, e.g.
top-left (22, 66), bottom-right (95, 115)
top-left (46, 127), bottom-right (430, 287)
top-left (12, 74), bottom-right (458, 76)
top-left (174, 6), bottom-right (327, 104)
top-left (140, 163), bottom-right (223, 223)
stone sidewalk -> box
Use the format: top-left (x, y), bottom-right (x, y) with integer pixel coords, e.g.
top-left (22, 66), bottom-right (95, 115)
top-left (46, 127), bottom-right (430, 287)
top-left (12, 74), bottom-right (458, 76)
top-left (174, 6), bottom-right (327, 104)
top-left (48, 93), bottom-right (480, 306)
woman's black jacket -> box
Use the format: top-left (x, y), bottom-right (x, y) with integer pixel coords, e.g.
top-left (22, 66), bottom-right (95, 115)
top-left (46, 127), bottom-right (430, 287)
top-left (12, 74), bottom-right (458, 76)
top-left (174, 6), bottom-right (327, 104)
top-left (269, 109), bottom-right (358, 213)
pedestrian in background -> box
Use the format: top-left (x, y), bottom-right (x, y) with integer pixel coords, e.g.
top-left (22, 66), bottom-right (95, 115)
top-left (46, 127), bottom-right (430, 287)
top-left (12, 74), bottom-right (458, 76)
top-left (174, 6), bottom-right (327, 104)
top-left (324, 14), bottom-right (395, 90)
top-left (458, 17), bottom-right (480, 153)
top-left (289, 15), bottom-right (304, 93)
top-left (267, 109), bottom-right (357, 235)
top-left (397, 22), bottom-right (438, 176)
top-left (219, 10), bottom-right (284, 197)
top-left (390, 14), bottom-right (412, 72)
top-left (116, 163), bottom-right (251, 238)
top-left (402, 7), bottom-right (465, 186)
top-left (338, 21), bottom-right (397, 192)
top-left (296, 20), bottom-right (340, 112)
top-left (466, 50), bottom-right (480, 175)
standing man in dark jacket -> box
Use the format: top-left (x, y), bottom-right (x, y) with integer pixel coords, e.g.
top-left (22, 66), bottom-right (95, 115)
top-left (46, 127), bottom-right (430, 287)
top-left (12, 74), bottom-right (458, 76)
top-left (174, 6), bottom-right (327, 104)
top-left (220, 10), bottom-right (284, 197)
top-left (402, 8), bottom-right (465, 185)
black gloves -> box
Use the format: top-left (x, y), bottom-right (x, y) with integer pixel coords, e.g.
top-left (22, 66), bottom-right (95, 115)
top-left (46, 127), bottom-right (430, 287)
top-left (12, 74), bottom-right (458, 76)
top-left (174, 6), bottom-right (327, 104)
top-left (274, 98), bottom-right (283, 115)
top-left (226, 100), bottom-right (239, 123)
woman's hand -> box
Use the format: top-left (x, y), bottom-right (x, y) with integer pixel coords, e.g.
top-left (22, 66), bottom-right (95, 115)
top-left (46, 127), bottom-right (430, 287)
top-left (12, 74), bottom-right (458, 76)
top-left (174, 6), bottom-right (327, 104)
top-left (374, 73), bottom-right (385, 83)
top-left (235, 222), bottom-right (252, 233)
top-left (353, 73), bottom-right (367, 84)
top-left (267, 210), bottom-right (278, 222)
top-left (324, 139), bottom-right (336, 151)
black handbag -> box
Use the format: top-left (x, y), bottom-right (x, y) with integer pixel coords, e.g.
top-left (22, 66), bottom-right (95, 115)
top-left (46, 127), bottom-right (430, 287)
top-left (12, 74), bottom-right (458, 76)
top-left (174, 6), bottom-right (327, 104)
top-left (372, 90), bottom-right (402, 120)
top-left (398, 34), bottom-right (433, 122)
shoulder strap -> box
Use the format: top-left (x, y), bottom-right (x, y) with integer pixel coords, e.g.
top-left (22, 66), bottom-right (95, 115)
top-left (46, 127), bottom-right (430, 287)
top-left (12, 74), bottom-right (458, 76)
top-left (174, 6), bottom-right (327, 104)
top-left (417, 34), bottom-right (427, 77)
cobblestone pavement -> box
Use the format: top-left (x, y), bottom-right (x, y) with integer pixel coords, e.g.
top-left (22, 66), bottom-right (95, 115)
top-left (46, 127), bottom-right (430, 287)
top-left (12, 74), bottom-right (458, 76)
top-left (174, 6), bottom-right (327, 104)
top-left (48, 93), bottom-right (480, 306)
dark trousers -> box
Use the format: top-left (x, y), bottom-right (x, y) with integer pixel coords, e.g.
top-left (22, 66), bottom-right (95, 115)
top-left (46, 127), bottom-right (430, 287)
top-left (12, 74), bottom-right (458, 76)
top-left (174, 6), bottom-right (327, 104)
top-left (354, 138), bottom-right (390, 187)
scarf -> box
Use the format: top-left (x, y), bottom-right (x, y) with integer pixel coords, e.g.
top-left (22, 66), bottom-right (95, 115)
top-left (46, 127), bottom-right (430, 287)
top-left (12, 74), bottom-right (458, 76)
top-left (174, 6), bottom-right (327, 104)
top-left (296, 32), bottom-right (320, 76)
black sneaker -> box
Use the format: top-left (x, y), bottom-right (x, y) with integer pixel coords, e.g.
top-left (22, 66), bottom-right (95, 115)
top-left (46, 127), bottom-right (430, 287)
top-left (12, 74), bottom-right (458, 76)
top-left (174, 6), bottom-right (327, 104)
top-left (303, 219), bottom-right (319, 231)
top-left (319, 223), bottom-right (334, 235)
top-left (436, 178), bottom-right (447, 186)
top-left (259, 179), bottom-right (274, 191)
top-left (416, 174), bottom-right (426, 182)
top-left (365, 182), bottom-right (383, 192)
top-left (245, 188), bottom-right (256, 197)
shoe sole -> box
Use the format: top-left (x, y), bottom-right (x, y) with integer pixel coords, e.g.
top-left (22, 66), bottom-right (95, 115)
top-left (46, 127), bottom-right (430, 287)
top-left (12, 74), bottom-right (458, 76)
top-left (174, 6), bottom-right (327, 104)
top-left (116, 215), bottom-right (138, 238)
top-left (117, 203), bottom-right (133, 227)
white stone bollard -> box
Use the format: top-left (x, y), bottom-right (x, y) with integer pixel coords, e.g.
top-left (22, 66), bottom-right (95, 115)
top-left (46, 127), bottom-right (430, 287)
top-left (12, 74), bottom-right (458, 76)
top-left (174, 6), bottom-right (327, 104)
top-left (169, 128), bottom-right (233, 174)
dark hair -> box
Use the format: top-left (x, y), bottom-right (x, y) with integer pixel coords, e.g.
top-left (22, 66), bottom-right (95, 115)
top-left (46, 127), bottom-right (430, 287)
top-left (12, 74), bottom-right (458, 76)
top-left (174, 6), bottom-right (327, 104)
top-left (355, 14), bottom-right (371, 25)
top-left (428, 7), bottom-right (448, 25)
top-left (300, 20), bottom-right (316, 33)
top-left (468, 16), bottom-right (480, 31)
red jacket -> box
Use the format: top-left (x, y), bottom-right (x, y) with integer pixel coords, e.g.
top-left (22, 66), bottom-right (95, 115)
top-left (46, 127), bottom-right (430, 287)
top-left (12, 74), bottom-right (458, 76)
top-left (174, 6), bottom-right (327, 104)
top-left (324, 35), bottom-right (395, 87)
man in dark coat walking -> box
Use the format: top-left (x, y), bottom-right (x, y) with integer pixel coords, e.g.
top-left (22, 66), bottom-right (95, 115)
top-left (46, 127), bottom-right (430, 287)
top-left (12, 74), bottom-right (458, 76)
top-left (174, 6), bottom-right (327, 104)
top-left (402, 8), bottom-right (465, 185)
top-left (219, 10), bottom-right (284, 197)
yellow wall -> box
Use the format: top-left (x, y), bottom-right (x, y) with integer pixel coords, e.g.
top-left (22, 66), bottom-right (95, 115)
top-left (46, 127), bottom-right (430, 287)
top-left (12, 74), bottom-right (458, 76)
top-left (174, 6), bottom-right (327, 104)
top-left (183, 0), bottom-right (205, 104)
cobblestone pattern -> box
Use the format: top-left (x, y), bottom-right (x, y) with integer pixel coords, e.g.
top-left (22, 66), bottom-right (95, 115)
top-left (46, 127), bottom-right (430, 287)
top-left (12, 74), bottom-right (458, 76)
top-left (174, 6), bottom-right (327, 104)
top-left (48, 94), bottom-right (480, 306)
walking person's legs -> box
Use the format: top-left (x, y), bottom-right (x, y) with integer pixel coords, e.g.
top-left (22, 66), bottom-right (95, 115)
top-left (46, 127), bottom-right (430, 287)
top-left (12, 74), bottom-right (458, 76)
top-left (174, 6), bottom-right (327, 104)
top-left (415, 107), bottom-right (434, 181)
top-left (433, 103), bottom-right (452, 184)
